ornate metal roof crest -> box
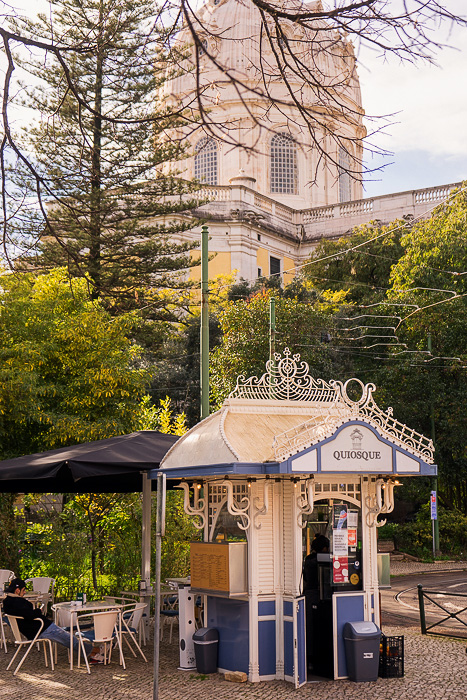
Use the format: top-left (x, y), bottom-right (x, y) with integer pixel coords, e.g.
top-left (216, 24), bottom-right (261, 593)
top-left (229, 347), bottom-right (338, 403)
top-left (228, 348), bottom-right (434, 463)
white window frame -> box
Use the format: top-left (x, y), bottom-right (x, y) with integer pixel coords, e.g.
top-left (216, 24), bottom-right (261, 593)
top-left (270, 133), bottom-right (298, 195)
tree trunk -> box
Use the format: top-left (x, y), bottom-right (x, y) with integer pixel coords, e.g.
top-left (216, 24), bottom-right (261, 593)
top-left (89, 0), bottom-right (104, 296)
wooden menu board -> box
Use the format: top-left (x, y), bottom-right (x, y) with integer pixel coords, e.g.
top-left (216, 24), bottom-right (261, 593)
top-left (190, 542), bottom-right (230, 592)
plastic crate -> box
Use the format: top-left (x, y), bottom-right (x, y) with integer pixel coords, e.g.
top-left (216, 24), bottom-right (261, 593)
top-left (379, 635), bottom-right (404, 678)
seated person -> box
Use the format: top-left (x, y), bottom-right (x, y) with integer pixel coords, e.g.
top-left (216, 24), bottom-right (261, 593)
top-left (3, 578), bottom-right (103, 663)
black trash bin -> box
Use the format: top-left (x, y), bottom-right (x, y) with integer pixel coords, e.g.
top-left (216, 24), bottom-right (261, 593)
top-left (343, 621), bottom-right (381, 682)
top-left (192, 627), bottom-right (219, 674)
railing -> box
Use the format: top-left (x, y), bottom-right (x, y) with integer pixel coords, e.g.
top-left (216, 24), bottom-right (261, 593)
top-left (414, 184), bottom-right (460, 204)
top-left (418, 584), bottom-right (467, 639)
top-left (193, 181), bottom-right (463, 239)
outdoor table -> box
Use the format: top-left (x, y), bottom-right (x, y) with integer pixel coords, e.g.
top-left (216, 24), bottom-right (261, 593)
top-left (165, 577), bottom-right (190, 588)
top-left (53, 600), bottom-right (123, 670)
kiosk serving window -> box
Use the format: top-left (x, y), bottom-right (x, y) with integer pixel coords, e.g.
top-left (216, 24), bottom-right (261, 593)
top-left (304, 500), bottom-right (363, 594)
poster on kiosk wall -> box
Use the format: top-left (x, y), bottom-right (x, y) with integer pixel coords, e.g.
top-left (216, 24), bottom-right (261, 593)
top-left (332, 504), bottom-right (349, 584)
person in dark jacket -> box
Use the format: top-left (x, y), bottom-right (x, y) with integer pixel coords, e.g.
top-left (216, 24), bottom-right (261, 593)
top-left (303, 534), bottom-right (330, 593)
top-left (3, 578), bottom-right (98, 661)
top-left (302, 534), bottom-right (330, 673)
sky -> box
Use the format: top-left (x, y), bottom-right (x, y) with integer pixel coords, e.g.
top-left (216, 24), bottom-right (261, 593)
top-left (5, 0), bottom-right (467, 199)
top-left (357, 6), bottom-right (467, 197)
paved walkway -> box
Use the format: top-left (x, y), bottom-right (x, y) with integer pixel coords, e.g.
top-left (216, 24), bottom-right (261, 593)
top-left (1, 623), bottom-right (467, 700)
top-left (2, 560), bottom-right (467, 700)
top-left (0, 627), bottom-right (467, 700)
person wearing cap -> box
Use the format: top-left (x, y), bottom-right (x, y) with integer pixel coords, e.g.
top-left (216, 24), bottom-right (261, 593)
top-left (3, 578), bottom-right (101, 663)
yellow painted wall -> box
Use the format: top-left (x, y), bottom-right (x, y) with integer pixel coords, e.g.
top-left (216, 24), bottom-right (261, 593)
top-left (283, 256), bottom-right (296, 285)
top-left (256, 247), bottom-right (269, 277)
top-left (190, 250), bottom-right (232, 281)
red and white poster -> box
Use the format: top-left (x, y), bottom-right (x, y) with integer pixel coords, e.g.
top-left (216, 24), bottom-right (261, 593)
top-left (348, 528), bottom-right (357, 549)
top-left (332, 556), bottom-right (349, 583)
top-left (332, 528), bottom-right (349, 583)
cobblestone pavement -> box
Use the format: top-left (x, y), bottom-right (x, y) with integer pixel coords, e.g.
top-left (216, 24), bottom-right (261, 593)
top-left (1, 624), bottom-right (467, 700)
top-left (2, 561), bottom-right (467, 700)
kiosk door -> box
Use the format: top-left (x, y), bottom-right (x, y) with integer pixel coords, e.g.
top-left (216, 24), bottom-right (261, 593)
top-left (332, 592), bottom-right (365, 679)
top-left (283, 596), bottom-right (306, 688)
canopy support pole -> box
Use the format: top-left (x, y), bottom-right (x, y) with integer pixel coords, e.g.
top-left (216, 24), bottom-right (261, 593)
top-left (153, 471), bottom-right (166, 700)
top-left (142, 472), bottom-right (152, 588)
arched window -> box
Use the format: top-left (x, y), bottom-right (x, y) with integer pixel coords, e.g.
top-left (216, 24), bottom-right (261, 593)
top-left (194, 137), bottom-right (218, 185)
top-left (270, 133), bottom-right (297, 194)
top-left (338, 146), bottom-right (351, 202)
top-left (197, 39), bottom-right (208, 57)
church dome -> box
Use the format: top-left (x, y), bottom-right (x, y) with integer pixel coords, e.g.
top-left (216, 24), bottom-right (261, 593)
top-left (164, 0), bottom-right (366, 208)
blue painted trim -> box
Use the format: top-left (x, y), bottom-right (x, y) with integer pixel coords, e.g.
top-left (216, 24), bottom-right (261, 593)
top-left (258, 620), bottom-right (276, 676)
top-left (258, 600), bottom-right (275, 616)
top-left (421, 463), bottom-right (437, 475)
top-left (206, 596), bottom-right (249, 673)
top-left (335, 593), bottom-right (365, 678)
top-left (283, 619), bottom-right (293, 677)
top-left (296, 598), bottom-right (306, 686)
top-left (149, 462), bottom-right (280, 480)
top-left (284, 419), bottom-right (436, 476)
top-left (283, 600), bottom-right (293, 618)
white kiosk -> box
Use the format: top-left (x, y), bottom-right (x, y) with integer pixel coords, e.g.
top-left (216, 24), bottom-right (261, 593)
top-left (158, 349), bottom-right (436, 686)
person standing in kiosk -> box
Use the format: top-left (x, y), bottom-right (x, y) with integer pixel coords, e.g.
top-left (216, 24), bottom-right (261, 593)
top-left (302, 535), bottom-right (330, 674)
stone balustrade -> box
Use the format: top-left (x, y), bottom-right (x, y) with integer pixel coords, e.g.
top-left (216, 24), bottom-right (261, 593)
top-left (197, 181), bottom-right (463, 241)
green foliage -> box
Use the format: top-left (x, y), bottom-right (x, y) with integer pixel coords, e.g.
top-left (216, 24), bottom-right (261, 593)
top-left (304, 221), bottom-right (406, 304)
top-left (136, 395), bottom-right (188, 435)
top-left (151, 314), bottom-right (223, 427)
top-left (210, 287), bottom-right (343, 408)
top-left (392, 506), bottom-right (467, 559)
top-left (10, 0), bottom-right (202, 315)
top-left (0, 269), bottom-right (153, 456)
top-left (160, 491), bottom-right (200, 581)
top-left (0, 494), bottom-right (20, 572)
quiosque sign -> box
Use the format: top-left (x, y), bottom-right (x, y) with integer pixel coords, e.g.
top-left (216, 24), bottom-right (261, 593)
top-left (321, 424), bottom-right (392, 472)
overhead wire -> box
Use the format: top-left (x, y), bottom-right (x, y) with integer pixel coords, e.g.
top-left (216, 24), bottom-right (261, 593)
top-left (184, 182), bottom-right (467, 369)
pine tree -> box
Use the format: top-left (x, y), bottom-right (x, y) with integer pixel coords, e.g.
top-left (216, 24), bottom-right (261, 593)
top-left (12, 0), bottom-right (200, 316)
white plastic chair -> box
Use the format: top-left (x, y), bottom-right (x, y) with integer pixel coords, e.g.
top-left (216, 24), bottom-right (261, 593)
top-left (75, 609), bottom-right (124, 673)
top-left (0, 601), bottom-right (9, 653)
top-left (51, 602), bottom-right (71, 629)
top-left (120, 603), bottom-right (147, 662)
top-left (160, 591), bottom-right (179, 643)
top-left (0, 570), bottom-right (14, 590)
top-left (25, 577), bottom-right (55, 610)
top-left (108, 595), bottom-right (148, 645)
top-left (5, 615), bottom-right (55, 675)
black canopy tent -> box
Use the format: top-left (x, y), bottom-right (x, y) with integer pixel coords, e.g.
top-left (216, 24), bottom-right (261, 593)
top-left (0, 430), bottom-right (179, 591)
top-left (0, 431), bottom-right (178, 493)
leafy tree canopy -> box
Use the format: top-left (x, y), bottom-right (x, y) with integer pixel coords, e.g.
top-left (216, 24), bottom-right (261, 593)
top-left (304, 220), bottom-right (406, 305)
top-left (0, 268), bottom-right (152, 457)
top-left (9, 0), bottom-right (202, 316)
top-left (210, 285), bottom-right (346, 409)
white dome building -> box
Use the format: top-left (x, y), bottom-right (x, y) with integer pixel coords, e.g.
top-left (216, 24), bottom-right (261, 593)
top-left (167, 0), bottom-right (365, 209)
top-left (163, 0), bottom-right (461, 284)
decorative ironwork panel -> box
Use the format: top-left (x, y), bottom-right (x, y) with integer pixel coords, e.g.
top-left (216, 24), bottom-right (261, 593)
top-left (229, 348), bottom-right (338, 402)
top-left (228, 349), bottom-right (434, 463)
top-left (273, 376), bottom-right (434, 462)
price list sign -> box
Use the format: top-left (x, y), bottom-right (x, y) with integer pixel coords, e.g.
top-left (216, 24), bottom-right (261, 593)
top-left (190, 543), bottom-right (230, 592)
